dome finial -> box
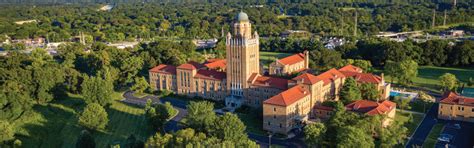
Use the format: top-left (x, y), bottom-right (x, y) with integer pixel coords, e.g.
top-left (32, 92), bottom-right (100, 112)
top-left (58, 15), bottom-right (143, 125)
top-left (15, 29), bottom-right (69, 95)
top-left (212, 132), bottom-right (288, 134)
top-left (236, 10), bottom-right (249, 22)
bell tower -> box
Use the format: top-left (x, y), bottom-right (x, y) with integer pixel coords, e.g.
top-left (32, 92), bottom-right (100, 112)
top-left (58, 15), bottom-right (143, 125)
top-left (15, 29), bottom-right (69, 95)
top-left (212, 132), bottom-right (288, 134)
top-left (225, 11), bottom-right (260, 108)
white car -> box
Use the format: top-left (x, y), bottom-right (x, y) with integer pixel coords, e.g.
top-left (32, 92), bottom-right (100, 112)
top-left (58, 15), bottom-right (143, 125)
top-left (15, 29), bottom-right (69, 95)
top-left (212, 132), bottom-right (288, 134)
top-left (437, 134), bottom-right (454, 143)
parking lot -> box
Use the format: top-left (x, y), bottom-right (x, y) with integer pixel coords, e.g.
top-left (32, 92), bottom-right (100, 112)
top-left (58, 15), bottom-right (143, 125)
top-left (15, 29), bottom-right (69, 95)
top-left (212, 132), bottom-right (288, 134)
top-left (435, 121), bottom-right (474, 148)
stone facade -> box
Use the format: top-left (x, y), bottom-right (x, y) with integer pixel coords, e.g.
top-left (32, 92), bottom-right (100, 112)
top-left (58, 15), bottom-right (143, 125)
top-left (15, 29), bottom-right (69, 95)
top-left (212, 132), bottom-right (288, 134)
top-left (269, 51), bottom-right (309, 76)
top-left (438, 92), bottom-right (474, 122)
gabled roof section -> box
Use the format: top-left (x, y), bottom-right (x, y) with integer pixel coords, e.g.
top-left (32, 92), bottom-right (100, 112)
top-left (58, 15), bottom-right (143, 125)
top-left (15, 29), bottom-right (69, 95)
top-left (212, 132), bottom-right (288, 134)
top-left (440, 92), bottom-right (474, 107)
top-left (264, 85), bottom-right (309, 107)
top-left (204, 59), bottom-right (226, 70)
top-left (277, 53), bottom-right (305, 65)
top-left (194, 69), bottom-right (226, 80)
top-left (338, 64), bottom-right (363, 73)
top-left (149, 64), bottom-right (177, 75)
top-left (345, 100), bottom-right (396, 116)
top-left (292, 73), bottom-right (322, 85)
top-left (177, 61), bottom-right (204, 70)
top-left (251, 75), bottom-right (291, 90)
top-left (340, 71), bottom-right (382, 84)
top-left (315, 68), bottom-right (346, 85)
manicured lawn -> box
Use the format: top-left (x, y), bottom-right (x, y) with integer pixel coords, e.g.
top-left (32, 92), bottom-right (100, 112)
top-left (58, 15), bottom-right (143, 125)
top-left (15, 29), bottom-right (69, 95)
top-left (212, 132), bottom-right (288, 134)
top-left (385, 66), bottom-right (474, 93)
top-left (395, 111), bottom-right (424, 137)
top-left (237, 112), bottom-right (266, 136)
top-left (423, 123), bottom-right (445, 148)
top-left (12, 91), bottom-right (155, 147)
top-left (409, 100), bottom-right (433, 113)
top-left (260, 51), bottom-right (292, 66)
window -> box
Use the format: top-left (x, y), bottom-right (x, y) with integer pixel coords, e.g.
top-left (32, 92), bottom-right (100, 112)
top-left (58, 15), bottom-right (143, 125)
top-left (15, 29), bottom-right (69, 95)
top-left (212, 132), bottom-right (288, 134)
top-left (267, 121), bottom-right (271, 126)
top-left (472, 108), bottom-right (474, 112)
top-left (274, 108), bottom-right (276, 112)
top-left (441, 105), bottom-right (443, 109)
top-left (279, 124), bottom-right (282, 128)
top-left (273, 115), bottom-right (276, 119)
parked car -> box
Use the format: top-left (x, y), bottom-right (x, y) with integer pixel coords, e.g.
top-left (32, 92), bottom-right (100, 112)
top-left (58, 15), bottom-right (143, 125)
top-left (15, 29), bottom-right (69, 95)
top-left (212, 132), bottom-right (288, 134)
top-left (452, 123), bottom-right (461, 129)
top-left (437, 134), bottom-right (454, 143)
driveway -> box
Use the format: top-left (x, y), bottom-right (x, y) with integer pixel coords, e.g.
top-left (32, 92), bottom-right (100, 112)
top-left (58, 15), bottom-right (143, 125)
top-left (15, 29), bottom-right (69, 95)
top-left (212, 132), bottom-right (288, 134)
top-left (122, 91), bottom-right (305, 148)
top-left (405, 103), bottom-right (439, 147)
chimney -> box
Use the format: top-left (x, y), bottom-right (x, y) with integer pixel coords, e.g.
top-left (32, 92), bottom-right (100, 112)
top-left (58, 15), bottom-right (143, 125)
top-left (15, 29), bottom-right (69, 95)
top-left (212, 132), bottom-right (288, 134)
top-left (304, 50), bottom-right (309, 69)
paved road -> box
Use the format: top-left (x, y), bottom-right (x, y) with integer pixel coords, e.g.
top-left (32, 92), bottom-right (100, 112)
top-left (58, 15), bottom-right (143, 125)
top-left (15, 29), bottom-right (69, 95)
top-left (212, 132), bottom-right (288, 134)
top-left (405, 103), bottom-right (439, 148)
top-left (122, 91), bottom-right (306, 148)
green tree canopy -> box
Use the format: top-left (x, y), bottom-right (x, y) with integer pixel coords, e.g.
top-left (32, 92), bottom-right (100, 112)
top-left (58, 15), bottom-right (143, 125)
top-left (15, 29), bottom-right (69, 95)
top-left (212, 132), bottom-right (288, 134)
top-left (211, 113), bottom-right (248, 144)
top-left (339, 77), bottom-right (362, 104)
top-left (81, 75), bottom-right (114, 106)
top-left (0, 120), bottom-right (15, 143)
top-left (439, 73), bottom-right (458, 91)
top-left (184, 101), bottom-right (217, 132)
top-left (304, 122), bottom-right (326, 146)
top-left (360, 83), bottom-right (381, 101)
top-left (79, 103), bottom-right (109, 130)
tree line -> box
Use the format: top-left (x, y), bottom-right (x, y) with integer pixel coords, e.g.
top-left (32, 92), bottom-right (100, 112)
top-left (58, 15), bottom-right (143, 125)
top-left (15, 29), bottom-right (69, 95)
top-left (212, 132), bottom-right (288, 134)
top-left (0, 1), bottom-right (472, 42)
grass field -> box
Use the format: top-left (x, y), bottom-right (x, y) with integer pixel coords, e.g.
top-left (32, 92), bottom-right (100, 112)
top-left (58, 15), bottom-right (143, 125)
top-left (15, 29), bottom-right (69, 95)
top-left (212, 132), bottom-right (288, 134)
top-left (260, 51), bottom-right (292, 67)
top-left (237, 112), bottom-right (265, 136)
top-left (423, 123), bottom-right (445, 148)
top-left (386, 66), bottom-right (474, 93)
top-left (395, 111), bottom-right (424, 138)
top-left (12, 92), bottom-right (155, 148)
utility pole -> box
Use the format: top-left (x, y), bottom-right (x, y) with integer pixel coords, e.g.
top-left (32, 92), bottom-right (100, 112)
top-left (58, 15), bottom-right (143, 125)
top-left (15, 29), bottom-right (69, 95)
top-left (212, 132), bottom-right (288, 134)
top-left (432, 9), bottom-right (436, 28)
top-left (443, 10), bottom-right (447, 26)
top-left (354, 10), bottom-right (358, 36)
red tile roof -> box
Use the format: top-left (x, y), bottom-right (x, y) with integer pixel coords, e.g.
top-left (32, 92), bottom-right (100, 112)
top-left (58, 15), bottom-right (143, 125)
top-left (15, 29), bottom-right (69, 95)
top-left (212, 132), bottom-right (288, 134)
top-left (315, 68), bottom-right (346, 85)
top-left (440, 92), bottom-right (474, 107)
top-left (345, 100), bottom-right (396, 116)
top-left (340, 71), bottom-right (382, 84)
top-left (149, 64), bottom-right (177, 75)
top-left (177, 61), bottom-right (203, 70)
top-left (292, 73), bottom-right (322, 85)
top-left (338, 64), bottom-right (363, 73)
top-left (264, 85), bottom-right (310, 106)
top-left (251, 75), bottom-right (291, 90)
top-left (278, 53), bottom-right (305, 65)
top-left (204, 59), bottom-right (226, 70)
top-left (194, 69), bottom-right (226, 81)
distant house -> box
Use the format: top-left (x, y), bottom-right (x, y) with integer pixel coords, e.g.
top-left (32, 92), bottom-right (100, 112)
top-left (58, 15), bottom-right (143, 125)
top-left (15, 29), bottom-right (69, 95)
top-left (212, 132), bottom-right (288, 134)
top-left (280, 30), bottom-right (311, 39)
top-left (193, 39), bottom-right (218, 49)
top-left (322, 37), bottom-right (346, 49)
top-left (107, 42), bottom-right (139, 49)
top-left (15, 20), bottom-right (37, 25)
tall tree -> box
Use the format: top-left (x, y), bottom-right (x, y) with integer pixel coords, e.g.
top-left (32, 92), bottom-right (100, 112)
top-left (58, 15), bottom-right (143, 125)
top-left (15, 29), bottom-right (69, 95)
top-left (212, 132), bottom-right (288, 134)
top-left (336, 126), bottom-right (374, 148)
top-left (360, 83), bottom-right (381, 101)
top-left (379, 121), bottom-right (408, 148)
top-left (0, 120), bottom-right (14, 144)
top-left (339, 77), bottom-right (362, 104)
top-left (439, 73), bottom-right (458, 91)
top-left (81, 75), bottom-right (114, 106)
top-left (211, 113), bottom-right (248, 145)
top-left (79, 103), bottom-right (109, 130)
top-left (184, 101), bottom-right (217, 132)
top-left (304, 122), bottom-right (326, 146)
top-left (131, 76), bottom-right (149, 93)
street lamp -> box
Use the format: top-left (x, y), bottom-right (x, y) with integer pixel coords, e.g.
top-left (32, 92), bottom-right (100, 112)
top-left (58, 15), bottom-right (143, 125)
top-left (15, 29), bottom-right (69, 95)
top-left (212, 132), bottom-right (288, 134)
top-left (268, 132), bottom-right (273, 147)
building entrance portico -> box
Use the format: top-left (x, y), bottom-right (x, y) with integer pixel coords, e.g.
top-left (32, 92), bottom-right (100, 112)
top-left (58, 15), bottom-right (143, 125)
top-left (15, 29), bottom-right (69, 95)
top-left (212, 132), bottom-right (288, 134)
top-left (225, 95), bottom-right (244, 112)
